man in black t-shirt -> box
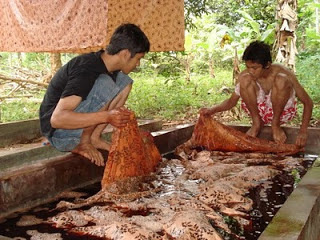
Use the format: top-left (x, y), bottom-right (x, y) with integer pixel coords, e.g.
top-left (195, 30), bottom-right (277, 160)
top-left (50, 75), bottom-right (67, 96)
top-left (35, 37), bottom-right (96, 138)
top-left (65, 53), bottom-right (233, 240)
top-left (39, 23), bottom-right (150, 166)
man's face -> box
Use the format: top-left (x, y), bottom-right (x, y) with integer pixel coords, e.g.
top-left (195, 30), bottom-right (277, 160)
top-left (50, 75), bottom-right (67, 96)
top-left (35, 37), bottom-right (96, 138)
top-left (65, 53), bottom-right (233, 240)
top-left (122, 52), bottom-right (145, 74)
top-left (245, 60), bottom-right (264, 79)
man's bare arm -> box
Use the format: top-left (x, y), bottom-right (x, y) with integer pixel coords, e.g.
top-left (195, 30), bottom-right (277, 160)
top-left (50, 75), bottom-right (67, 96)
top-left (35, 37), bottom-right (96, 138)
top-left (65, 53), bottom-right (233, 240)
top-left (50, 95), bottom-right (131, 129)
top-left (290, 74), bottom-right (313, 146)
top-left (200, 92), bottom-right (240, 115)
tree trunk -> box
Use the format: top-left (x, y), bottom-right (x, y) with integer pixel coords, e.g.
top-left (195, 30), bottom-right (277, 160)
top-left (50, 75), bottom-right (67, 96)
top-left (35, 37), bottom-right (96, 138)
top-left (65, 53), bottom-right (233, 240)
top-left (184, 55), bottom-right (192, 82)
top-left (17, 52), bottom-right (22, 64)
top-left (209, 56), bottom-right (215, 78)
top-left (233, 47), bottom-right (240, 85)
top-left (44, 53), bottom-right (62, 83)
top-left (273, 0), bottom-right (298, 72)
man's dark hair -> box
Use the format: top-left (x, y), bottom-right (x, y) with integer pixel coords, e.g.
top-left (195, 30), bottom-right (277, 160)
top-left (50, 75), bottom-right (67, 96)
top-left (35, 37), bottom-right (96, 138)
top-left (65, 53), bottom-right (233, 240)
top-left (106, 23), bottom-right (150, 57)
top-left (242, 41), bottom-right (272, 68)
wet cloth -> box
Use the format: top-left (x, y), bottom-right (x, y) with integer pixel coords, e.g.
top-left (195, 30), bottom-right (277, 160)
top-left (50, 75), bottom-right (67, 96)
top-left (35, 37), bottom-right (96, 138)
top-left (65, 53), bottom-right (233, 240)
top-left (235, 82), bottom-right (297, 124)
top-left (48, 73), bottom-right (133, 152)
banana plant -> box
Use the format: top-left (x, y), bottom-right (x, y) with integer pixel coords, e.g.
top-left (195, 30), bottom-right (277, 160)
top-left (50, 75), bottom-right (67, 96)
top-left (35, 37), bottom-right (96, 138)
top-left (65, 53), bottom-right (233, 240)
top-left (236, 9), bottom-right (276, 45)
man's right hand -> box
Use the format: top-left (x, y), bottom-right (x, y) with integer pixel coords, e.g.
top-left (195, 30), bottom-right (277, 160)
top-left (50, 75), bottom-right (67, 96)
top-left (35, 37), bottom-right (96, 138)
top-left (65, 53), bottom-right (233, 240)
top-left (199, 107), bottom-right (214, 116)
top-left (106, 107), bottom-right (132, 128)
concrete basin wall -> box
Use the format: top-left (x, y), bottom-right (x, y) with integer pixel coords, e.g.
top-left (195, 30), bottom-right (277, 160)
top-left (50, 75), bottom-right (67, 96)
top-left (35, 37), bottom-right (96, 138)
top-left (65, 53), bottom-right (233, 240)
top-left (0, 119), bottom-right (163, 219)
top-left (0, 119), bottom-right (41, 148)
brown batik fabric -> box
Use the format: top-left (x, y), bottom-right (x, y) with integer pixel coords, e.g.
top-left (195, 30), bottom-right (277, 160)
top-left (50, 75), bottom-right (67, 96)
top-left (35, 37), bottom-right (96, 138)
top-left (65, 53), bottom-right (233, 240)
top-left (101, 111), bottom-right (161, 188)
top-left (0, 0), bottom-right (184, 53)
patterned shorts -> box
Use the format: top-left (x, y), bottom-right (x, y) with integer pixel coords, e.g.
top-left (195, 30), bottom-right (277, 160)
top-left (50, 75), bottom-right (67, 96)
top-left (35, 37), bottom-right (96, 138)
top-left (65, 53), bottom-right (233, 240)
top-left (235, 83), bottom-right (297, 125)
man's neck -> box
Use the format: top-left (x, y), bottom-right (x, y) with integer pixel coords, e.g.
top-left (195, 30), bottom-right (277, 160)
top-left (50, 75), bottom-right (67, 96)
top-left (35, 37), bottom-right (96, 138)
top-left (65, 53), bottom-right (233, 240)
top-left (101, 51), bottom-right (120, 73)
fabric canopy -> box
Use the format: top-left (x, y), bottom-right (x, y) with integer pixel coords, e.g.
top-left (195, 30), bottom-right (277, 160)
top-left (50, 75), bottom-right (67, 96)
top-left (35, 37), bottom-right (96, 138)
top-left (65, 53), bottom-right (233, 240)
top-left (0, 0), bottom-right (185, 53)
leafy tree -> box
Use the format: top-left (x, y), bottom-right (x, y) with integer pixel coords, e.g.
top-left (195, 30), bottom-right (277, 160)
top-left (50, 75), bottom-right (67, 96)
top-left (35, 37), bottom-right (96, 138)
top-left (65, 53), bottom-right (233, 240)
top-left (184, 0), bottom-right (210, 30)
top-left (206, 0), bottom-right (276, 31)
top-left (297, 0), bottom-right (320, 53)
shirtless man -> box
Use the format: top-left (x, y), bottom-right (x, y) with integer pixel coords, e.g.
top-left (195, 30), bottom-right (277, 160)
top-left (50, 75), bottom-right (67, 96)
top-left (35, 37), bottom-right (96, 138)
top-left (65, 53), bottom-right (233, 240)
top-left (200, 41), bottom-right (313, 147)
top-left (39, 23), bottom-right (150, 166)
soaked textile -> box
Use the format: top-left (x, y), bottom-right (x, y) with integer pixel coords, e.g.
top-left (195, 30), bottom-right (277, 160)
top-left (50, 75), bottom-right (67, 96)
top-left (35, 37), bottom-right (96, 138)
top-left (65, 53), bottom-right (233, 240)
top-left (176, 114), bottom-right (302, 155)
top-left (0, 0), bottom-right (184, 53)
top-left (102, 110), bottom-right (161, 189)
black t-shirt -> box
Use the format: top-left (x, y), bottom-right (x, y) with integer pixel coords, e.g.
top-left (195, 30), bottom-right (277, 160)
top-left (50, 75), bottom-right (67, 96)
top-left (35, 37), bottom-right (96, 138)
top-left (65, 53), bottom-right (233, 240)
top-left (39, 50), bottom-right (112, 138)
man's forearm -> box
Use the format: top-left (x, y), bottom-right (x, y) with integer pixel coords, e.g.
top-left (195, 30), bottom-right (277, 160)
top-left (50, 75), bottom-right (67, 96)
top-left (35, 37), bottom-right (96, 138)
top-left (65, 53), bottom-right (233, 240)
top-left (299, 104), bottom-right (313, 133)
top-left (51, 111), bottom-right (108, 129)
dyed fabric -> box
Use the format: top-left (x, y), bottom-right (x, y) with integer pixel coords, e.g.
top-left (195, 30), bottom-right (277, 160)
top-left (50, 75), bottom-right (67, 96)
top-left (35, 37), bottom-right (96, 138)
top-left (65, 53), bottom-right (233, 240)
top-left (189, 114), bottom-right (302, 155)
top-left (0, 0), bottom-right (184, 53)
top-left (101, 111), bottom-right (161, 188)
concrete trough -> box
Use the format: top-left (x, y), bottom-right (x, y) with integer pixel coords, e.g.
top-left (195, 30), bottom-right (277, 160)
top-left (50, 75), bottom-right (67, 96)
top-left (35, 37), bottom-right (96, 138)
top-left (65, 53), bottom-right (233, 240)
top-left (0, 119), bottom-right (42, 148)
top-left (0, 120), bottom-right (319, 240)
top-left (0, 119), bottom-right (163, 219)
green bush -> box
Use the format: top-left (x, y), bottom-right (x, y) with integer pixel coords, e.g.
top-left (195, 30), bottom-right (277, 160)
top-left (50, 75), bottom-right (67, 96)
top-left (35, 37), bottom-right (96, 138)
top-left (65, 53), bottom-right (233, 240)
top-left (295, 52), bottom-right (320, 125)
top-left (127, 70), bottom-right (233, 120)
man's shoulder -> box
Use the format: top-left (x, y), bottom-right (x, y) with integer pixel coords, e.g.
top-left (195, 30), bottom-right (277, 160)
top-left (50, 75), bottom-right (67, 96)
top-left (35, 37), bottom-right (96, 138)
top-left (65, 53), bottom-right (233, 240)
top-left (238, 70), bottom-right (251, 79)
top-left (68, 51), bottom-right (105, 72)
top-left (270, 64), bottom-right (294, 77)
top-left (270, 63), bottom-right (291, 72)
top-left (71, 51), bottom-right (99, 63)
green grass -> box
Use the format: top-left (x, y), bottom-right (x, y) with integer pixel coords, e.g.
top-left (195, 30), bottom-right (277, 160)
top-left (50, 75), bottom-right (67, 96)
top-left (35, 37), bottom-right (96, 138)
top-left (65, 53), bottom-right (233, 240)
top-left (0, 60), bottom-right (319, 127)
top-left (295, 56), bottom-right (320, 126)
top-left (0, 98), bottom-right (42, 123)
top-left (127, 69), bottom-right (234, 121)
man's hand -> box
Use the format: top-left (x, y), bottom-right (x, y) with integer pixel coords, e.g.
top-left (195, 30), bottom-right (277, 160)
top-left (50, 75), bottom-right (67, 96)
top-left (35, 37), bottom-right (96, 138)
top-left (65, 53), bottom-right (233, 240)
top-left (106, 107), bottom-right (131, 128)
top-left (295, 131), bottom-right (308, 148)
top-left (199, 107), bottom-right (214, 116)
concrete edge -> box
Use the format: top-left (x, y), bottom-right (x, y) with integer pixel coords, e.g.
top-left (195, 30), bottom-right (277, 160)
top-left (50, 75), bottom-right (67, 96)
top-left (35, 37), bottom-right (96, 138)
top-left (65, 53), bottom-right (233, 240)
top-left (0, 119), bottom-right (163, 173)
top-left (0, 119), bottom-right (41, 148)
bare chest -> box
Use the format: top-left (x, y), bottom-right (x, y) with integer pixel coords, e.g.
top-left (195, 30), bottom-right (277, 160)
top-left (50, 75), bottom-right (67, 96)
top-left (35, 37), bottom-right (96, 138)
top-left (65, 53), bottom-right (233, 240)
top-left (257, 77), bottom-right (274, 94)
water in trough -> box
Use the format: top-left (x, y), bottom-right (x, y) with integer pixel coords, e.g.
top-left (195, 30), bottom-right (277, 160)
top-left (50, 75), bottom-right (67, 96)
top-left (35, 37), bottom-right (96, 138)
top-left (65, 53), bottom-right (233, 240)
top-left (0, 151), bottom-right (316, 240)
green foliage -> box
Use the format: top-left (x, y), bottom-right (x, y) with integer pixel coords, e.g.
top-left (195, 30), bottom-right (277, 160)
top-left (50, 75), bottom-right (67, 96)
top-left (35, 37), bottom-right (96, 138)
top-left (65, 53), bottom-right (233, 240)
top-left (126, 70), bottom-right (233, 121)
top-left (0, 52), bottom-right (50, 72)
top-left (295, 51), bottom-right (320, 125)
top-left (184, 16), bottom-right (236, 70)
top-left (184, 0), bottom-right (209, 30)
top-left (0, 98), bottom-right (42, 123)
top-left (140, 52), bottom-right (185, 78)
top-left (21, 53), bottom-right (49, 70)
top-left (206, 0), bottom-right (276, 31)
top-left (0, 59), bottom-right (319, 126)
top-left (291, 169), bottom-right (301, 186)
top-left (235, 9), bottom-right (276, 44)
top-left (297, 0), bottom-right (320, 53)
top-left (182, 8), bottom-right (277, 76)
